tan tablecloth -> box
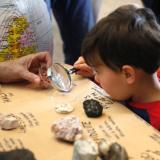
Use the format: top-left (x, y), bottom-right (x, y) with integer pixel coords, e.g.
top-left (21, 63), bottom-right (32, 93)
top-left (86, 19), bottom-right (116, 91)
top-left (0, 74), bottom-right (160, 160)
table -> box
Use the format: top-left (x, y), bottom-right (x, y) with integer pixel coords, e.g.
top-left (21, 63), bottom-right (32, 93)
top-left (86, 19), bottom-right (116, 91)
top-left (0, 74), bottom-right (160, 160)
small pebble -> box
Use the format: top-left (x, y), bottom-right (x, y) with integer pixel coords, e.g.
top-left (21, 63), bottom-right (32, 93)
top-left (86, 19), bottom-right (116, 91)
top-left (55, 103), bottom-right (74, 114)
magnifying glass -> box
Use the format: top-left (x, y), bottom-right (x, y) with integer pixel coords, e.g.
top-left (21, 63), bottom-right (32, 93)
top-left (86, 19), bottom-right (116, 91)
top-left (47, 63), bottom-right (78, 92)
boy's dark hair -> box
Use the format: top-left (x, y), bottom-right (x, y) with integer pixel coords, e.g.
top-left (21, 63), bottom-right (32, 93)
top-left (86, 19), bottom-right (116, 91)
top-left (82, 5), bottom-right (160, 74)
top-left (141, 0), bottom-right (160, 23)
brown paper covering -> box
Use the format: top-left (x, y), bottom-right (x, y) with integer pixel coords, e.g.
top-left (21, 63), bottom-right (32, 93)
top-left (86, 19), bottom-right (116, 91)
top-left (0, 74), bottom-right (160, 160)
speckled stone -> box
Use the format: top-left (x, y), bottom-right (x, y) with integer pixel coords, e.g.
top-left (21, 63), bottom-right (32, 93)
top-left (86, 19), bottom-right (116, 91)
top-left (83, 99), bottom-right (103, 118)
top-left (51, 115), bottom-right (83, 142)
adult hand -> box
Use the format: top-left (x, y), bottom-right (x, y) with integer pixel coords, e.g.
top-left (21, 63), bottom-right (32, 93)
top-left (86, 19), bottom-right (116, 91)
top-left (0, 52), bottom-right (52, 84)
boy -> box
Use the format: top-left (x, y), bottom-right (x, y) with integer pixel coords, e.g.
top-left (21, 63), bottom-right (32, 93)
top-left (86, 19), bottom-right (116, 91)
top-left (74, 4), bottom-right (160, 130)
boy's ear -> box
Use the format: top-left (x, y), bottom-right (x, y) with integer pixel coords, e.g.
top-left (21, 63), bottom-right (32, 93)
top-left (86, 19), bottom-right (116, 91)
top-left (122, 65), bottom-right (136, 84)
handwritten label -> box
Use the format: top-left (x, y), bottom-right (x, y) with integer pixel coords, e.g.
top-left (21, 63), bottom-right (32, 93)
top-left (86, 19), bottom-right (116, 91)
top-left (140, 150), bottom-right (160, 160)
top-left (82, 121), bottom-right (103, 143)
top-left (99, 116), bottom-right (125, 140)
top-left (0, 92), bottom-right (14, 103)
top-left (150, 133), bottom-right (160, 145)
top-left (20, 112), bottom-right (39, 127)
top-left (84, 86), bottom-right (114, 109)
top-left (9, 112), bottom-right (39, 133)
top-left (0, 138), bottom-right (24, 151)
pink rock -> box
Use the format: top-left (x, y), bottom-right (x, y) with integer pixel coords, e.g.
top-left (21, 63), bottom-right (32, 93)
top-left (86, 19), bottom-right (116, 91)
top-left (51, 116), bottom-right (83, 142)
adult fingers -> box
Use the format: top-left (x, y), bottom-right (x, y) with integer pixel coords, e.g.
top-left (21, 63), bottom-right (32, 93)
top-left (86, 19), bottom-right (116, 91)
top-left (20, 70), bottom-right (40, 84)
top-left (35, 52), bottom-right (52, 68)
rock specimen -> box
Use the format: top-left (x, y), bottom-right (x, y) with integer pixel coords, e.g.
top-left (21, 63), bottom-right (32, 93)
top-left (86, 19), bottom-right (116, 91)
top-left (98, 139), bottom-right (110, 158)
top-left (72, 140), bottom-right (98, 160)
top-left (0, 114), bottom-right (19, 130)
top-left (38, 63), bottom-right (52, 88)
top-left (99, 142), bottom-right (128, 160)
top-left (51, 115), bottom-right (83, 142)
top-left (83, 99), bottom-right (103, 117)
top-left (0, 148), bottom-right (37, 160)
top-left (55, 103), bottom-right (74, 114)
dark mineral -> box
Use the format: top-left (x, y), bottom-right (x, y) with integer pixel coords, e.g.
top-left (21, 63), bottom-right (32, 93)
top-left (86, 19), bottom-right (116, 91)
top-left (0, 148), bottom-right (37, 160)
top-left (83, 99), bottom-right (103, 117)
top-left (101, 142), bottom-right (128, 160)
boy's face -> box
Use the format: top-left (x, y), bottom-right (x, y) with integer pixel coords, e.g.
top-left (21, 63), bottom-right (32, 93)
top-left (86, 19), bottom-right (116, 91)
top-left (93, 63), bottom-right (132, 101)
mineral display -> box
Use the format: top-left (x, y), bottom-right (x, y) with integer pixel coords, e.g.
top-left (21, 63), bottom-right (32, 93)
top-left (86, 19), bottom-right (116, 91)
top-left (38, 63), bottom-right (52, 88)
top-left (83, 99), bottom-right (103, 117)
top-left (0, 149), bottom-right (37, 160)
top-left (72, 140), bottom-right (98, 160)
top-left (98, 139), bottom-right (110, 158)
top-left (0, 116), bottom-right (19, 130)
top-left (51, 116), bottom-right (83, 142)
top-left (100, 142), bottom-right (129, 160)
top-left (55, 103), bottom-right (74, 114)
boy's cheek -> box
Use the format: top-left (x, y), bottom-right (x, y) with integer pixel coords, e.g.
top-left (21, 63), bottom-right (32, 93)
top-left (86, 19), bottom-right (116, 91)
top-left (94, 79), bottom-right (101, 86)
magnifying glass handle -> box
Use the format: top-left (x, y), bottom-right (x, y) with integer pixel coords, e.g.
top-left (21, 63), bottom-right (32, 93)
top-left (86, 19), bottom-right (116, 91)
top-left (68, 68), bottom-right (79, 74)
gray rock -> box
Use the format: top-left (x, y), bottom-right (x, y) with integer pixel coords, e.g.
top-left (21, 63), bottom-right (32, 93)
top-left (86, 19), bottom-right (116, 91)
top-left (101, 142), bottom-right (129, 160)
top-left (72, 140), bottom-right (98, 160)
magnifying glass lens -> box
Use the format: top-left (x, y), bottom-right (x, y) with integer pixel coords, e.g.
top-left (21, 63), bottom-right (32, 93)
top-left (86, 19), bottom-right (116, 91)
top-left (47, 63), bottom-right (72, 92)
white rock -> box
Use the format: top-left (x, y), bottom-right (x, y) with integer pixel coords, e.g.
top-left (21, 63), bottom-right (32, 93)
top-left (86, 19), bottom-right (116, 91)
top-left (51, 115), bottom-right (83, 142)
top-left (1, 116), bottom-right (19, 130)
top-left (55, 103), bottom-right (74, 114)
top-left (72, 140), bottom-right (98, 160)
